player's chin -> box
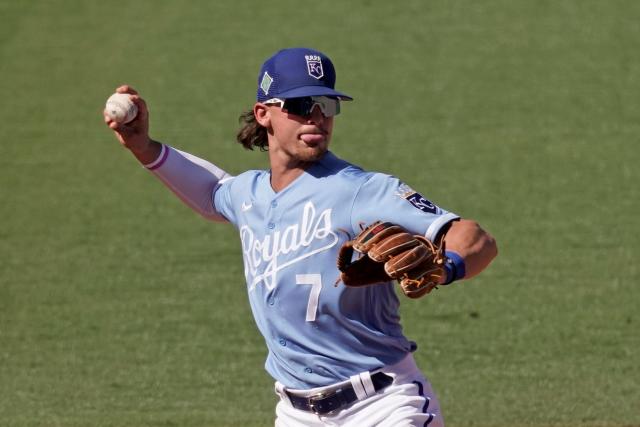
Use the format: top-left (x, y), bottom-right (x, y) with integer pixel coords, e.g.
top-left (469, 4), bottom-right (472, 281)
top-left (297, 142), bottom-right (328, 162)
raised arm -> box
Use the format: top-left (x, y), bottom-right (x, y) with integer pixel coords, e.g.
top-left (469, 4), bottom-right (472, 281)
top-left (103, 85), bottom-right (231, 222)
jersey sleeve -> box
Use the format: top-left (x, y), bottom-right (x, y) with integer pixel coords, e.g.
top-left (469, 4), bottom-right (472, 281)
top-left (146, 144), bottom-right (231, 222)
top-left (351, 173), bottom-right (460, 241)
top-left (212, 176), bottom-right (238, 225)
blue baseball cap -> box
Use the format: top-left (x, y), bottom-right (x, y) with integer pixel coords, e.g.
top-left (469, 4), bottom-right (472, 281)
top-left (256, 47), bottom-right (353, 102)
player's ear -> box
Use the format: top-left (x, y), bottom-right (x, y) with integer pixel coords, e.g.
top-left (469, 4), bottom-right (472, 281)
top-left (254, 103), bottom-right (271, 128)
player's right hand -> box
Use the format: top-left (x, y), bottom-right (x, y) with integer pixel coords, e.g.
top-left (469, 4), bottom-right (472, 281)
top-left (103, 85), bottom-right (153, 156)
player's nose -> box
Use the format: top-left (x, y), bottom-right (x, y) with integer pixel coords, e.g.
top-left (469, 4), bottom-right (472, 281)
top-left (307, 105), bottom-right (325, 124)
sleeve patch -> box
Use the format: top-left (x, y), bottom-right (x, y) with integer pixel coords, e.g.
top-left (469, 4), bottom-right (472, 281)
top-left (395, 183), bottom-right (439, 214)
top-left (406, 192), bottom-right (438, 214)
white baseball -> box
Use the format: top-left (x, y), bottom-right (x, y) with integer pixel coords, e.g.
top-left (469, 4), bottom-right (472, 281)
top-left (105, 93), bottom-right (138, 124)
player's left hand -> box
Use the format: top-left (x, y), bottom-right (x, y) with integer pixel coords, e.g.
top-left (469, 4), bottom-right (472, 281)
top-left (337, 221), bottom-right (447, 298)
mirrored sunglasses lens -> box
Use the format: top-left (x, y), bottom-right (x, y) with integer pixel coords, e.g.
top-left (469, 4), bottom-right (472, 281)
top-left (283, 97), bottom-right (340, 117)
top-left (313, 97), bottom-right (340, 117)
top-left (283, 98), bottom-right (313, 116)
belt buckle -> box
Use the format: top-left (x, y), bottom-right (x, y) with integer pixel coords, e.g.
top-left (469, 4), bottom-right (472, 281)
top-left (308, 390), bottom-right (338, 415)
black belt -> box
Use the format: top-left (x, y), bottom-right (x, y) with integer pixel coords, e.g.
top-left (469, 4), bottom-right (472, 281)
top-left (285, 372), bottom-right (394, 415)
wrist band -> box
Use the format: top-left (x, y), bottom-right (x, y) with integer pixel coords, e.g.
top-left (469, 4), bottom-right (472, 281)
top-left (144, 143), bottom-right (168, 170)
top-left (443, 250), bottom-right (466, 285)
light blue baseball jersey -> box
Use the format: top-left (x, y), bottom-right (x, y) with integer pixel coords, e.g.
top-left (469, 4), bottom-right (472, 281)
top-left (213, 151), bottom-right (459, 389)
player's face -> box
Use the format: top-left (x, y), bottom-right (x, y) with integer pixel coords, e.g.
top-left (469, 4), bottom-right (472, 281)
top-left (265, 103), bottom-right (334, 165)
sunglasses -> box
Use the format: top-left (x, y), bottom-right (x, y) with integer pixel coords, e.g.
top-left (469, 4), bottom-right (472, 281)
top-left (264, 96), bottom-right (340, 118)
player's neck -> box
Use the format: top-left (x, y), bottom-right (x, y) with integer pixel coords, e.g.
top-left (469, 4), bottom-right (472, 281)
top-left (267, 139), bottom-right (328, 192)
top-left (269, 165), bottom-right (307, 192)
top-left (269, 150), bottom-right (322, 192)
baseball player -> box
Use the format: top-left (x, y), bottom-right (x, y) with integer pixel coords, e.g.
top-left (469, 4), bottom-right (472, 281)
top-left (104, 47), bottom-right (497, 426)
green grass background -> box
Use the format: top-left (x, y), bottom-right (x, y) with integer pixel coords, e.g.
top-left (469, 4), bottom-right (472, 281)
top-left (1, 1), bottom-right (638, 426)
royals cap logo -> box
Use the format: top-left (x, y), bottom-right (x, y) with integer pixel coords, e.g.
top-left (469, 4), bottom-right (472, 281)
top-left (305, 55), bottom-right (324, 80)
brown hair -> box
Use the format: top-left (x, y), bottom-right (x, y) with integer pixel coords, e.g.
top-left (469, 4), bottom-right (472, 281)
top-left (236, 110), bottom-right (268, 151)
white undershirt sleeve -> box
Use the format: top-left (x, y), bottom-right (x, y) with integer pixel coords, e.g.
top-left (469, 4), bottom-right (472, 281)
top-left (143, 144), bottom-right (232, 222)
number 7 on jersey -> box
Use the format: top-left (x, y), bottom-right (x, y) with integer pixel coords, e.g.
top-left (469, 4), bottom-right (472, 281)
top-left (296, 274), bottom-right (323, 322)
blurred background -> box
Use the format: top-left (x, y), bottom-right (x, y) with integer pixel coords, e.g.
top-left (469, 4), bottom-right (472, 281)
top-left (0, 1), bottom-right (638, 426)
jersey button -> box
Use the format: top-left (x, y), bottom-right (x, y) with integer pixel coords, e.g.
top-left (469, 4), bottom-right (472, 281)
top-left (268, 222), bottom-right (275, 229)
top-left (279, 339), bottom-right (286, 346)
top-left (268, 297), bottom-right (275, 305)
top-left (304, 368), bottom-right (313, 374)
top-left (271, 200), bottom-right (278, 208)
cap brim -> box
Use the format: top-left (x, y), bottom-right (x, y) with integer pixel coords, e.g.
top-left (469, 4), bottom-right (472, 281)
top-left (277, 86), bottom-right (353, 101)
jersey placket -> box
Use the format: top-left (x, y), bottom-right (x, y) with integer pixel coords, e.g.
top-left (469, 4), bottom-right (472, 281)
top-left (264, 193), bottom-right (284, 307)
top-left (264, 193), bottom-right (293, 355)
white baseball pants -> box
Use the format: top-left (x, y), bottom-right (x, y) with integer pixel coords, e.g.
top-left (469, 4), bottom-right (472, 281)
top-left (274, 353), bottom-right (444, 427)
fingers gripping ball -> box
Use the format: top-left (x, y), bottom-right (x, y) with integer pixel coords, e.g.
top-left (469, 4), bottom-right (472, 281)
top-left (105, 93), bottom-right (138, 124)
top-left (337, 221), bottom-right (447, 298)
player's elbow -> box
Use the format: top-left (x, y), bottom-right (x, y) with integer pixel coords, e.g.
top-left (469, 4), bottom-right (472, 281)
top-left (446, 219), bottom-right (497, 277)
top-left (471, 224), bottom-right (498, 278)
top-left (467, 220), bottom-right (498, 262)
top-left (481, 229), bottom-right (498, 262)
top-left (446, 219), bottom-right (496, 253)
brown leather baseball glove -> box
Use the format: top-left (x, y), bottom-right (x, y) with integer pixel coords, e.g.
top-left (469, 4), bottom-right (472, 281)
top-left (337, 221), bottom-right (447, 298)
